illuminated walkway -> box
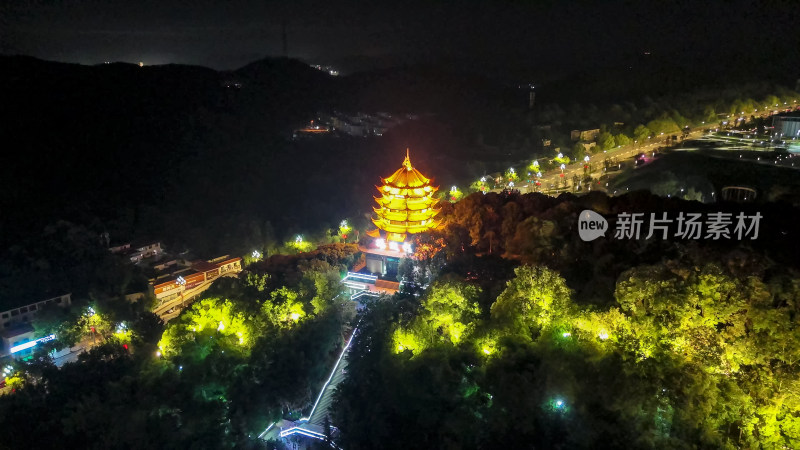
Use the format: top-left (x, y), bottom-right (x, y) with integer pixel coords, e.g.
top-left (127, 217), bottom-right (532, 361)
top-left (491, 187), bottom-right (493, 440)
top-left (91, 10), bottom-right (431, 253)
top-left (258, 327), bottom-right (357, 446)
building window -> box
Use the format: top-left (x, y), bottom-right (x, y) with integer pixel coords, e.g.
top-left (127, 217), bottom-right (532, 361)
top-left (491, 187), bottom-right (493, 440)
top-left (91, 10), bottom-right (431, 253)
top-left (29, 304), bottom-right (37, 311)
top-left (20, 307), bottom-right (28, 313)
top-left (11, 310), bottom-right (19, 316)
top-left (1, 313), bottom-right (8, 319)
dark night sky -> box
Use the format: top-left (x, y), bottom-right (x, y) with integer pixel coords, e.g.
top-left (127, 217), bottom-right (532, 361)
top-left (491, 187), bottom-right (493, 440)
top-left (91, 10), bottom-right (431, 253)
top-left (2, 0), bottom-right (799, 77)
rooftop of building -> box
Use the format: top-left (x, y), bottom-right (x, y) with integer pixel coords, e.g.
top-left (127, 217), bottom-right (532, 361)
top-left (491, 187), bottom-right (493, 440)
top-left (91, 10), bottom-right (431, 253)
top-left (0, 323), bottom-right (35, 339)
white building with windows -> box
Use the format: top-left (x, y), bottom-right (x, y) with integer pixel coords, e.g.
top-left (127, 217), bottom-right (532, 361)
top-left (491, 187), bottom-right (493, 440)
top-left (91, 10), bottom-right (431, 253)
top-left (773, 116), bottom-right (800, 139)
top-left (1, 293), bottom-right (71, 331)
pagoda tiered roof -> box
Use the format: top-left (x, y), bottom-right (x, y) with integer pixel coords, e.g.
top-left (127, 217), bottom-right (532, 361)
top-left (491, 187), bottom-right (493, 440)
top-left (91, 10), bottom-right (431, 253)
top-left (371, 150), bottom-right (441, 242)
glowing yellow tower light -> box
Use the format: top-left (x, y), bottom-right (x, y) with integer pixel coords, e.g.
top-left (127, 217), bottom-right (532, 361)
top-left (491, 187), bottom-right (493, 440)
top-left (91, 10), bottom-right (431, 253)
top-left (368, 149), bottom-right (441, 243)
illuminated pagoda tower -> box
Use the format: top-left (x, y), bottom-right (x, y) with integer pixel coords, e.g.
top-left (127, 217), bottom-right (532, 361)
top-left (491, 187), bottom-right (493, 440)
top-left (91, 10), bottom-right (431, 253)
top-left (362, 150), bottom-right (440, 274)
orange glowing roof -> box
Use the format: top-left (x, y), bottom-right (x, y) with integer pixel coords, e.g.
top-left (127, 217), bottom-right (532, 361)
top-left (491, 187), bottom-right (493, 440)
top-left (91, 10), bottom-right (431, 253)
top-left (381, 149), bottom-right (431, 188)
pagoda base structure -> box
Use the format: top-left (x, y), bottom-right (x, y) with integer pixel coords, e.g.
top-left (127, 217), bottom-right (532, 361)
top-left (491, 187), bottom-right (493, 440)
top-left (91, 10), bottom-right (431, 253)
top-left (361, 149), bottom-right (440, 277)
top-left (360, 244), bottom-right (407, 276)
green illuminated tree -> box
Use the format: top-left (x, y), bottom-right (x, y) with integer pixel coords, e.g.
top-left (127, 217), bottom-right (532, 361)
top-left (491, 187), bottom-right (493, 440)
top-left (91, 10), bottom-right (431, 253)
top-left (614, 133), bottom-right (632, 147)
top-left (420, 278), bottom-right (481, 345)
top-left (646, 115), bottom-right (680, 135)
top-left (597, 131), bottom-right (616, 150)
top-left (491, 265), bottom-right (573, 336)
top-left (633, 124), bottom-right (651, 143)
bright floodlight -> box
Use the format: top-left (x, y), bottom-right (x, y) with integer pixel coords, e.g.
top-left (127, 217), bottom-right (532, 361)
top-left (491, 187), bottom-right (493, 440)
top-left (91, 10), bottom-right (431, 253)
top-left (388, 241), bottom-right (399, 251)
top-left (560, 164), bottom-right (566, 170)
top-left (375, 238), bottom-right (386, 250)
top-left (402, 242), bottom-right (412, 253)
top-left (556, 400), bottom-right (564, 407)
top-left (218, 322), bottom-right (225, 331)
top-left (295, 235), bottom-right (303, 244)
top-left (584, 155), bottom-right (590, 162)
top-left (558, 153), bottom-right (563, 158)
top-left (252, 250), bottom-right (261, 259)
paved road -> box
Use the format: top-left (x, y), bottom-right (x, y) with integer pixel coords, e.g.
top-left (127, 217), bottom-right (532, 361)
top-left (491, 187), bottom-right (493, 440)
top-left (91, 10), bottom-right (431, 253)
top-left (508, 107), bottom-right (790, 195)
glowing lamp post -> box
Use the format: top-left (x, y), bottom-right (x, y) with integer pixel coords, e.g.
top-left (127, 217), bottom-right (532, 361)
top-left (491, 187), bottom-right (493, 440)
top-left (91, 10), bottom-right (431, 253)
top-left (339, 220), bottom-right (351, 241)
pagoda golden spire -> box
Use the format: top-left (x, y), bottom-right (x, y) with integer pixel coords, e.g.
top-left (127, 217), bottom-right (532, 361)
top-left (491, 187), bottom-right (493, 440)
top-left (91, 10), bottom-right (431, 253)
top-left (369, 149), bottom-right (441, 243)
